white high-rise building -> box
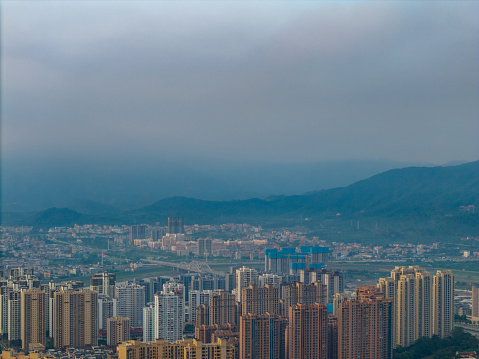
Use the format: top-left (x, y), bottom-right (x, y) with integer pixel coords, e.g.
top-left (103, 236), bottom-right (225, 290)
top-left (154, 291), bottom-right (184, 342)
top-left (98, 294), bottom-right (118, 331)
top-left (235, 267), bottom-right (258, 302)
top-left (7, 290), bottom-right (22, 345)
top-left (116, 283), bottom-right (145, 327)
top-left (142, 305), bottom-right (155, 343)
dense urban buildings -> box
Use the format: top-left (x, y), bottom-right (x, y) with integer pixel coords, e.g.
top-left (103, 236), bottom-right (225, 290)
top-left (0, 237), bottom-right (463, 359)
top-left (117, 338), bottom-right (236, 359)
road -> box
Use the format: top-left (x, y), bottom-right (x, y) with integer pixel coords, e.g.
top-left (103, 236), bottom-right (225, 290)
top-left (141, 259), bottom-right (226, 276)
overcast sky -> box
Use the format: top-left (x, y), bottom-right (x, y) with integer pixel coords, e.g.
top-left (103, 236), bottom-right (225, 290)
top-left (2, 1), bottom-right (478, 165)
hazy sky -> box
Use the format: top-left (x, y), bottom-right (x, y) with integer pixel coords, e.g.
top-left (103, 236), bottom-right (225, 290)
top-left (2, 1), bottom-right (479, 165)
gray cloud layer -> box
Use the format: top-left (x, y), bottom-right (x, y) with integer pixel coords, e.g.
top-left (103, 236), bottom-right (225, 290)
top-left (2, 1), bottom-right (478, 164)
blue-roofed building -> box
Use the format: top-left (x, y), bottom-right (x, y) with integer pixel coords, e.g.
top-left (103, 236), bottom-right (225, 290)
top-left (264, 246), bottom-right (329, 275)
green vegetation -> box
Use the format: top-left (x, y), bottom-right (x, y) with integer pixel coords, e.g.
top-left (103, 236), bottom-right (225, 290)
top-left (393, 328), bottom-right (479, 359)
top-left (455, 315), bottom-right (473, 324)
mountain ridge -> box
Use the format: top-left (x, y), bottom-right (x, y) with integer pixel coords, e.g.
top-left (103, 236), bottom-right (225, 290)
top-left (1, 161), bottom-right (478, 232)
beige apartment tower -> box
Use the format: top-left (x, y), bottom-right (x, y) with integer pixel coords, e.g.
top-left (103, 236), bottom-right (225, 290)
top-left (53, 289), bottom-right (98, 348)
top-left (432, 270), bottom-right (454, 338)
top-left (241, 283), bottom-right (280, 316)
top-left (396, 274), bottom-right (416, 347)
top-left (338, 286), bottom-right (393, 359)
top-left (283, 281), bottom-right (327, 316)
top-left (286, 303), bottom-right (329, 359)
top-left (239, 313), bottom-right (287, 359)
top-left (209, 291), bottom-right (237, 326)
top-left (415, 270), bottom-right (432, 339)
top-left (21, 289), bottom-right (46, 351)
top-left (107, 316), bottom-right (130, 346)
top-left (472, 285), bottom-right (479, 319)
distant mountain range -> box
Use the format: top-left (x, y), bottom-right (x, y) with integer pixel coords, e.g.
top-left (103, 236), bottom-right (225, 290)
top-left (0, 158), bottom-right (432, 212)
top-left (2, 161), bottom-right (478, 234)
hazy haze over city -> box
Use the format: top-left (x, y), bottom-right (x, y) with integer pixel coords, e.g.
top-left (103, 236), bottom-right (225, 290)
top-left (1, 1), bottom-right (478, 209)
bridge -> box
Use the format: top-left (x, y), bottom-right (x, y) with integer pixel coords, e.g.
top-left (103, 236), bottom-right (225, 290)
top-left (141, 259), bottom-right (225, 276)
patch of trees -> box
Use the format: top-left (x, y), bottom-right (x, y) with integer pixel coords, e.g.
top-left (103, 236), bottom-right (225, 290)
top-left (393, 328), bottom-right (479, 359)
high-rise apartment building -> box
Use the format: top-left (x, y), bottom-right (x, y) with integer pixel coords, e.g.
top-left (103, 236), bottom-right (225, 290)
top-left (21, 289), bottom-right (46, 350)
top-left (209, 291), bottom-right (237, 326)
top-left (396, 274), bottom-right (416, 347)
top-left (264, 247), bottom-right (329, 275)
top-left (338, 286), bottom-right (393, 359)
top-left (300, 269), bottom-right (345, 303)
top-left (240, 313), bottom-right (287, 359)
top-left (332, 292), bottom-right (352, 317)
top-left (107, 316), bottom-right (130, 346)
top-left (91, 272), bottom-right (116, 298)
top-left (197, 238), bottom-right (212, 257)
top-left (258, 274), bottom-right (282, 288)
top-left (472, 285), bottom-right (479, 319)
top-left (328, 314), bottom-right (338, 359)
top-left (242, 284), bottom-right (280, 316)
top-left (196, 305), bottom-right (210, 326)
top-left (98, 294), bottom-right (118, 331)
top-left (415, 270), bottom-right (432, 340)
top-left (130, 225), bottom-right (147, 242)
top-left (189, 290), bottom-right (213, 324)
top-left (143, 305), bottom-right (155, 343)
top-left (0, 286), bottom-right (9, 338)
top-left (154, 291), bottom-right (184, 342)
top-left (167, 217), bottom-right (184, 234)
top-left (7, 291), bottom-right (22, 347)
top-left (195, 323), bottom-right (237, 344)
top-left (235, 267), bottom-right (258, 303)
top-left (53, 289), bottom-right (98, 348)
top-left (432, 270), bottom-right (454, 338)
top-left (116, 283), bottom-right (145, 327)
top-left (283, 281), bottom-right (327, 316)
top-left (286, 303), bottom-right (329, 359)
top-left (378, 266), bottom-right (434, 348)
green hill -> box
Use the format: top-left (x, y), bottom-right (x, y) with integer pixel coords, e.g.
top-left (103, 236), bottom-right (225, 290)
top-left (2, 161), bottom-right (478, 235)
